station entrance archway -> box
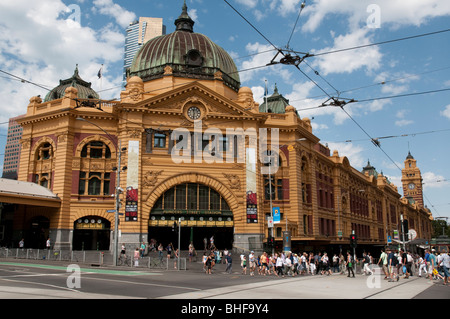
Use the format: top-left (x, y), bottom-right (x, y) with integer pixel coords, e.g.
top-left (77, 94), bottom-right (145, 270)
top-left (148, 182), bottom-right (234, 251)
top-left (72, 216), bottom-right (111, 250)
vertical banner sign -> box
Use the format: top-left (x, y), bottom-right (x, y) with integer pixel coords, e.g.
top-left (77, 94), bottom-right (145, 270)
top-left (273, 207), bottom-right (281, 224)
top-left (125, 141), bottom-right (139, 221)
top-left (246, 145), bottom-right (258, 223)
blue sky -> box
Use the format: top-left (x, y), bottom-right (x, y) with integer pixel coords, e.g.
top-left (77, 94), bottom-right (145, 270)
top-left (0, 0), bottom-right (449, 223)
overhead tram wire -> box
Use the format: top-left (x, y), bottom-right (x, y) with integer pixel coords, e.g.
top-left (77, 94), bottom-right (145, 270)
top-left (334, 128), bottom-right (450, 144)
top-left (290, 65), bottom-right (450, 103)
top-left (286, 1), bottom-right (307, 50)
top-left (296, 87), bottom-right (450, 112)
top-left (0, 69), bottom-right (53, 92)
top-left (222, 0), bottom-right (335, 98)
top-left (223, 0), bottom-right (282, 54)
top-left (223, 0), bottom-right (412, 197)
top-left (296, 28), bottom-right (450, 58)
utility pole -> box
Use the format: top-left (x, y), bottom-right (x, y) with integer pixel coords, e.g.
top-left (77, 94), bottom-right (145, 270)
top-left (178, 217), bottom-right (181, 271)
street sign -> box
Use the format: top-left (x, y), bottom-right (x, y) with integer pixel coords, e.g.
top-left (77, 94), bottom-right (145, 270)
top-left (106, 209), bottom-right (116, 213)
top-left (387, 235), bottom-right (392, 244)
top-left (408, 229), bottom-right (417, 241)
top-left (393, 230), bottom-right (399, 240)
top-left (338, 230), bottom-right (342, 239)
top-left (267, 217), bottom-right (274, 228)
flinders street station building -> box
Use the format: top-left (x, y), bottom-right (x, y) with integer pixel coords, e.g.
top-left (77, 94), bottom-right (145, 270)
top-left (1, 3), bottom-right (432, 254)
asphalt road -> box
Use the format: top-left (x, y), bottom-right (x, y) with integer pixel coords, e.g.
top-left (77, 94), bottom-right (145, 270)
top-left (0, 258), bottom-right (448, 303)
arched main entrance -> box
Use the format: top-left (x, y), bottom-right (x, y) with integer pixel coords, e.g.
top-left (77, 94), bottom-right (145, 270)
top-left (72, 216), bottom-right (111, 250)
top-left (148, 182), bottom-right (234, 251)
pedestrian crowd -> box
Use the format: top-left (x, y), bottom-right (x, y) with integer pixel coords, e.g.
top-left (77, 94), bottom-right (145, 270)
top-left (201, 247), bottom-right (450, 286)
top-left (202, 249), bottom-right (361, 278)
top-left (377, 247), bottom-right (450, 286)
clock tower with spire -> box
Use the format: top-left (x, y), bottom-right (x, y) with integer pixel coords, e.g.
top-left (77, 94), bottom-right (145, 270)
top-left (401, 151), bottom-right (424, 207)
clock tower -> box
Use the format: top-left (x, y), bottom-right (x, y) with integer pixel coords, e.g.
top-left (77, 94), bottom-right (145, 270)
top-left (401, 151), bottom-right (424, 207)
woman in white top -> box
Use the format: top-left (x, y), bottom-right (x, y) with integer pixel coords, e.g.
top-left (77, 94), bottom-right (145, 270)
top-left (275, 254), bottom-right (284, 277)
top-left (418, 256), bottom-right (428, 277)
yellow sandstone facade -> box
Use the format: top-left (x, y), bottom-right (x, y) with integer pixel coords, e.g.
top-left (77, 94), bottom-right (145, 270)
top-left (13, 4), bottom-right (432, 253)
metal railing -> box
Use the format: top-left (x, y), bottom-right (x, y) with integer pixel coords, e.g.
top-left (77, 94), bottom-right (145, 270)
top-left (0, 248), bottom-right (187, 270)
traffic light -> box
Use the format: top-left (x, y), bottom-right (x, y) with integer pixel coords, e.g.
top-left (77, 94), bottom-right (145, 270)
top-left (402, 219), bottom-right (409, 237)
top-left (268, 237), bottom-right (275, 247)
top-left (350, 234), bottom-right (357, 248)
top-left (172, 221), bottom-right (177, 232)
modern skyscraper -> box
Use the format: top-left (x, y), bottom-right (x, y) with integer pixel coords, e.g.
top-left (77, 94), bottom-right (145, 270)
top-left (2, 115), bottom-right (24, 179)
top-left (123, 17), bottom-right (166, 84)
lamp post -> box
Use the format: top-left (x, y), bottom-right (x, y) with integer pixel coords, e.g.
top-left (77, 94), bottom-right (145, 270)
top-left (267, 138), bottom-right (306, 254)
top-left (76, 117), bottom-right (126, 266)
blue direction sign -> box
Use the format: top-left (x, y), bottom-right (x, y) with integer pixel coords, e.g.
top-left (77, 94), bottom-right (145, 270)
top-left (387, 235), bottom-right (392, 244)
top-left (273, 207), bottom-right (281, 224)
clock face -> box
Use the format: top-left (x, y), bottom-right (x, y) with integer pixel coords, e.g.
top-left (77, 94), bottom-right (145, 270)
top-left (408, 183), bottom-right (415, 190)
top-left (187, 106), bottom-right (201, 120)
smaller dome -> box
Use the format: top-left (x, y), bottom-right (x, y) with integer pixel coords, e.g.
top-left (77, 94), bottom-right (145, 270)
top-left (127, 76), bottom-right (143, 84)
top-left (238, 87), bottom-right (253, 94)
top-left (44, 65), bottom-right (99, 102)
top-left (285, 105), bottom-right (295, 112)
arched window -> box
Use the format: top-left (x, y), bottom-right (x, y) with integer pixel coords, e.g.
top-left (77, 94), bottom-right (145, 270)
top-left (81, 141), bottom-right (111, 159)
top-left (78, 141), bottom-right (113, 196)
top-left (151, 183), bottom-right (231, 212)
top-left (33, 141), bottom-right (54, 189)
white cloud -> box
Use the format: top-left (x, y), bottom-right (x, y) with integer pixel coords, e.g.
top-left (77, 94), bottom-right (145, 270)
top-left (302, 0), bottom-right (450, 33)
top-left (311, 28), bottom-right (382, 75)
top-left (92, 0), bottom-right (136, 28)
top-left (0, 0), bottom-right (125, 122)
top-left (441, 104), bottom-right (450, 120)
top-left (395, 109), bottom-right (414, 127)
top-left (238, 42), bottom-right (280, 84)
top-left (325, 142), bottom-right (366, 169)
top-left (235, 0), bottom-right (259, 9)
top-left (423, 172), bottom-right (450, 189)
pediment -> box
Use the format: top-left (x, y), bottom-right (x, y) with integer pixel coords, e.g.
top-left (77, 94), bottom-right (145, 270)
top-left (123, 82), bottom-right (262, 121)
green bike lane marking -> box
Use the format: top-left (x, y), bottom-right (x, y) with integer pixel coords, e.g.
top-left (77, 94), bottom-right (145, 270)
top-left (0, 262), bottom-right (162, 276)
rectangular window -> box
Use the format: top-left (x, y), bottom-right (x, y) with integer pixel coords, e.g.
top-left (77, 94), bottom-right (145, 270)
top-left (199, 185), bottom-right (209, 210)
top-left (210, 189), bottom-right (220, 210)
top-left (277, 179), bottom-right (283, 200)
top-left (187, 183), bottom-right (198, 210)
top-left (176, 184), bottom-right (186, 210)
top-left (103, 173), bottom-right (111, 195)
top-left (154, 133), bottom-right (166, 148)
top-left (164, 188), bottom-right (175, 210)
top-left (78, 172), bottom-right (86, 195)
top-left (221, 197), bottom-right (230, 211)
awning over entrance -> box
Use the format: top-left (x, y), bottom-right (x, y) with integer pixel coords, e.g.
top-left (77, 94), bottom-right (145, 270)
top-left (0, 178), bottom-right (60, 207)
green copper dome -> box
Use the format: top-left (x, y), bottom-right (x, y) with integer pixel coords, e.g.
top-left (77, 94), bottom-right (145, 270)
top-left (44, 65), bottom-right (99, 102)
top-left (128, 2), bottom-right (240, 91)
top-left (259, 84), bottom-right (290, 113)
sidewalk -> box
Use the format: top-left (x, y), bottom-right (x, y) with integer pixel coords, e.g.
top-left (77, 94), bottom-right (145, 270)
top-left (1, 255), bottom-right (448, 299)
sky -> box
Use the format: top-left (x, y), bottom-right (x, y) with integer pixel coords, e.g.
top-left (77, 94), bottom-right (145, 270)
top-left (0, 0), bottom-right (449, 223)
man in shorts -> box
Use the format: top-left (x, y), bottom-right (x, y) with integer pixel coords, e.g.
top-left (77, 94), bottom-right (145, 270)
top-left (439, 252), bottom-right (450, 286)
top-left (249, 251), bottom-right (256, 276)
top-left (260, 252), bottom-right (268, 275)
top-left (387, 249), bottom-right (399, 282)
top-left (377, 249), bottom-right (388, 279)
